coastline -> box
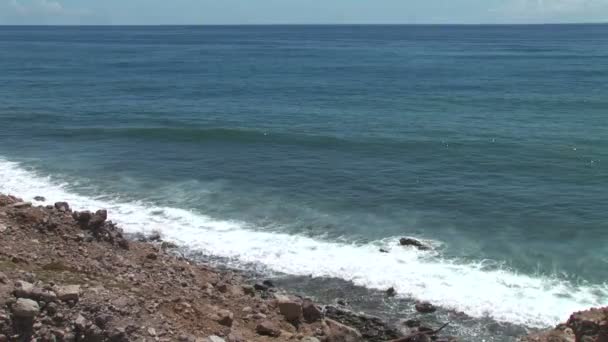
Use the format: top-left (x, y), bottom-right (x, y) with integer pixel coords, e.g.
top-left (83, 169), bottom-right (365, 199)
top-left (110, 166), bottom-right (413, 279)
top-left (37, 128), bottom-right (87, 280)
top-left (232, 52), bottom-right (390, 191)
top-left (1, 192), bottom-right (606, 341)
top-left (0, 193), bottom-right (444, 341)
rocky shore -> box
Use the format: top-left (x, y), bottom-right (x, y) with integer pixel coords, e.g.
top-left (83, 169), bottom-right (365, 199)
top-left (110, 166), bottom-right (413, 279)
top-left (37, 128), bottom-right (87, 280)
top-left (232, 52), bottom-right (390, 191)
top-left (0, 192), bottom-right (606, 342)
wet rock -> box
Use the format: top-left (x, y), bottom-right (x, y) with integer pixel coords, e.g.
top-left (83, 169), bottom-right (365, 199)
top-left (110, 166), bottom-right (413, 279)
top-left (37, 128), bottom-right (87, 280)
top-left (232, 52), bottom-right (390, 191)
top-left (302, 299), bottom-right (323, 323)
top-left (399, 238), bottom-right (430, 250)
top-left (34, 196), bottom-right (46, 202)
top-left (55, 284), bottom-right (80, 302)
top-left (379, 248), bottom-right (389, 253)
top-left (386, 287), bottom-right (396, 297)
top-left (323, 318), bottom-right (363, 342)
top-left (325, 306), bottom-right (401, 342)
top-left (404, 319), bottom-right (421, 328)
top-left (415, 302), bottom-right (436, 314)
top-left (263, 280), bottom-right (275, 288)
top-left (254, 283), bottom-right (268, 291)
top-left (12, 298), bottom-right (40, 318)
top-left (256, 320), bottom-right (281, 337)
top-left (54, 202), bottom-right (70, 212)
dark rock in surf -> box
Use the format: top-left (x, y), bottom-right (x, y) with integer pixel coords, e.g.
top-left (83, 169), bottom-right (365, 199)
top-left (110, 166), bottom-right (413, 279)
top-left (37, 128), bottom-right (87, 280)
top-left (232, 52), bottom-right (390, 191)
top-left (415, 302), bottom-right (437, 314)
top-left (379, 248), bottom-right (389, 253)
top-left (33, 196), bottom-right (45, 202)
top-left (399, 238), bottom-right (430, 251)
top-left (54, 202), bottom-right (70, 212)
top-left (386, 287), bottom-right (396, 297)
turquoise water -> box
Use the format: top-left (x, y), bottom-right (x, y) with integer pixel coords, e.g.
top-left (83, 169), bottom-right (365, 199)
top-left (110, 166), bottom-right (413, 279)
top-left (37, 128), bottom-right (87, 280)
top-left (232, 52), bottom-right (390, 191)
top-left (0, 25), bottom-right (607, 339)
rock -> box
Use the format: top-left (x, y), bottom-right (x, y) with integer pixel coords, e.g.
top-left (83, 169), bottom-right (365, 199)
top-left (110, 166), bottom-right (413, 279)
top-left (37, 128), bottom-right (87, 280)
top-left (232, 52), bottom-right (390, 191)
top-left (302, 299), bottom-right (323, 323)
top-left (74, 314), bottom-right (87, 331)
top-left (11, 201), bottom-right (31, 208)
top-left (399, 237), bottom-right (430, 250)
top-left (256, 320), bottom-right (281, 337)
top-left (0, 272), bottom-right (8, 284)
top-left (254, 283), bottom-right (268, 291)
top-left (55, 284), bottom-right (81, 302)
top-left (12, 298), bottom-right (40, 318)
top-left (34, 196), bottom-right (46, 202)
top-left (386, 287), bottom-right (396, 297)
top-left (519, 329), bottom-right (574, 342)
top-left (566, 307), bottom-right (608, 342)
top-left (147, 231), bottom-right (162, 241)
top-left (148, 327), bottom-right (157, 336)
top-left (146, 253), bottom-right (158, 260)
top-left (302, 338), bottom-right (322, 342)
top-left (215, 309), bottom-right (234, 327)
top-left (323, 318), bottom-right (363, 342)
top-left (404, 319), bottom-right (421, 327)
top-left (54, 202), bottom-right (70, 212)
top-left (205, 336), bottom-right (226, 342)
top-left (242, 285), bottom-right (255, 296)
top-left (276, 295), bottom-right (302, 323)
top-left (13, 280), bottom-right (35, 298)
top-left (379, 248), bottom-right (389, 253)
top-left (263, 280), bottom-right (275, 288)
top-left (415, 302), bottom-right (437, 313)
top-left (325, 306), bottom-right (401, 341)
top-left (88, 210), bottom-right (107, 230)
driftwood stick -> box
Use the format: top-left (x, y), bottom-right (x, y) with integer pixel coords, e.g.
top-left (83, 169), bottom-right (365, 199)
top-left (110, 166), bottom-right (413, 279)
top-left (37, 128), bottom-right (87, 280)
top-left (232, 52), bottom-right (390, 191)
top-left (389, 322), bottom-right (450, 342)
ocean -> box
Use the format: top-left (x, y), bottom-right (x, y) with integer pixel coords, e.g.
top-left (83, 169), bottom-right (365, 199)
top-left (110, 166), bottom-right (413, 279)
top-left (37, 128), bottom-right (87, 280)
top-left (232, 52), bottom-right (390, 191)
top-left (0, 25), bottom-right (607, 341)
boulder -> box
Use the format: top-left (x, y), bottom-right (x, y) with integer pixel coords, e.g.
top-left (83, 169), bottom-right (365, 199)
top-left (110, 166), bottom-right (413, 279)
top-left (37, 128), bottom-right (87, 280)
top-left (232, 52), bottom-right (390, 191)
top-left (323, 318), bottom-right (363, 342)
top-left (256, 320), bottom-right (281, 337)
top-left (242, 285), bottom-right (255, 296)
top-left (302, 299), bottom-right (323, 323)
top-left (33, 196), bottom-right (45, 202)
top-left (415, 302), bottom-right (437, 313)
top-left (386, 287), bottom-right (396, 297)
top-left (399, 238), bottom-right (430, 250)
top-left (12, 298), bottom-right (40, 318)
top-left (13, 280), bottom-right (35, 298)
top-left (55, 285), bottom-right (80, 302)
top-left (54, 202), bottom-right (70, 212)
top-left (276, 295), bottom-right (302, 323)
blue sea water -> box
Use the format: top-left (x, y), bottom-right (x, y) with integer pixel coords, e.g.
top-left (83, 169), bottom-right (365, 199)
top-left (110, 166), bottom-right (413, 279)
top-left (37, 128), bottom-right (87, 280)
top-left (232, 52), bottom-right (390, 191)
top-left (0, 25), bottom-right (607, 340)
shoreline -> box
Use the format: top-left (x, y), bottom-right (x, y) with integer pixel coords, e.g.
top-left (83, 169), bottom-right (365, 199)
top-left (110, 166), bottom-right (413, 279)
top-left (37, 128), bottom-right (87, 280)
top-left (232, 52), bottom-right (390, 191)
top-left (0, 193), bottom-right (444, 341)
top-left (0, 192), bottom-right (606, 341)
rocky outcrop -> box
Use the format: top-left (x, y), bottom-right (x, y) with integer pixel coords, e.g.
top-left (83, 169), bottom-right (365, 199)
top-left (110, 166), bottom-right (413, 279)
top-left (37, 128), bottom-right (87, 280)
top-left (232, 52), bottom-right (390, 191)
top-left (520, 307), bottom-right (608, 342)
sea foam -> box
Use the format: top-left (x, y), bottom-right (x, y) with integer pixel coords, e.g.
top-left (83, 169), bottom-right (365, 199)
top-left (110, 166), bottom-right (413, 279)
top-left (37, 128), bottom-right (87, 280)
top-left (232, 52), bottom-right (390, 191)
top-left (0, 157), bottom-right (605, 328)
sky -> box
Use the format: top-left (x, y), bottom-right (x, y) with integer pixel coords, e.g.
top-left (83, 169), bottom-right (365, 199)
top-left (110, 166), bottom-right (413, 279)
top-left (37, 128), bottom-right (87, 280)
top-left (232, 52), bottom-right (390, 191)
top-left (1, 0), bottom-right (608, 25)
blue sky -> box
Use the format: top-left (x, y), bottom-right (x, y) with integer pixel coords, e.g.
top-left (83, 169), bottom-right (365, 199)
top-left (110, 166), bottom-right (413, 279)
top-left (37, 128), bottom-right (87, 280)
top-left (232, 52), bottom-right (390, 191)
top-left (1, 0), bottom-right (608, 25)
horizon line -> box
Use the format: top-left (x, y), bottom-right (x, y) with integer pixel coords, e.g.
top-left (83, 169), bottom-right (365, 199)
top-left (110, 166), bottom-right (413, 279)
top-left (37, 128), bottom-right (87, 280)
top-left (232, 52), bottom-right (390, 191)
top-left (1, 22), bottom-right (607, 27)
